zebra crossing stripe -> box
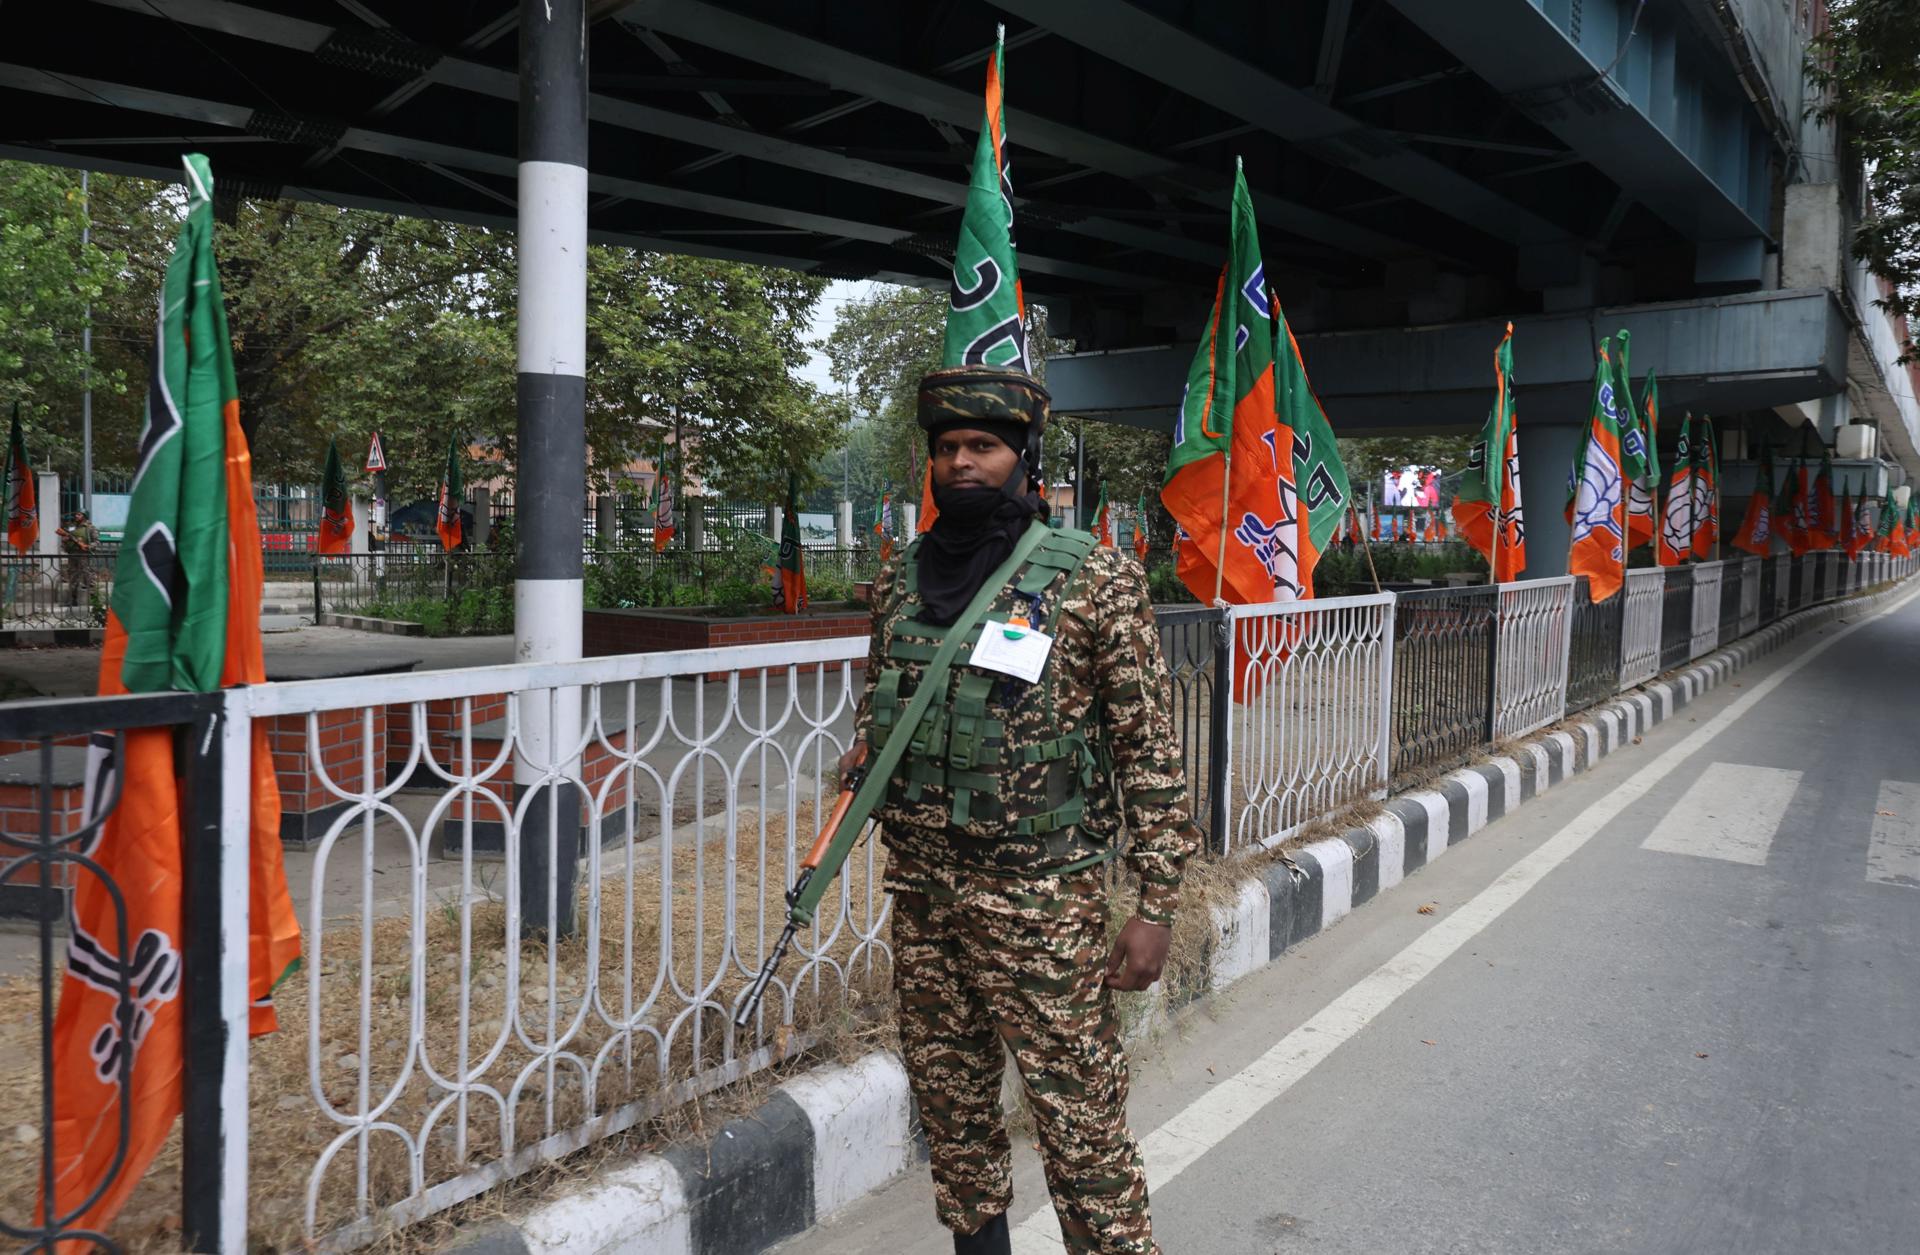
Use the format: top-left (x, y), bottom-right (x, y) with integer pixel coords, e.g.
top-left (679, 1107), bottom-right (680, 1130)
top-left (1867, 781), bottom-right (1920, 888)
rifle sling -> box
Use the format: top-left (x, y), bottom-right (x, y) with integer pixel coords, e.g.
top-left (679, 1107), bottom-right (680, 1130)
top-left (787, 519), bottom-right (1049, 925)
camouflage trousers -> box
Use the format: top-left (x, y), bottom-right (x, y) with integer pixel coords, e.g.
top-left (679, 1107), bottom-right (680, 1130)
top-left (891, 865), bottom-right (1156, 1254)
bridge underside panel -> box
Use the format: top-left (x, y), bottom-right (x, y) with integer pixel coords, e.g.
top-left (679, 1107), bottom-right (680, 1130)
top-left (1049, 289), bottom-right (1849, 435)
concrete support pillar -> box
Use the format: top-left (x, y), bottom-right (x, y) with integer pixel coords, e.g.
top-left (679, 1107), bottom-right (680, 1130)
top-left (1515, 421), bottom-right (1584, 580)
top-left (767, 505), bottom-right (782, 541)
top-left (34, 473), bottom-right (58, 556)
top-left (835, 500), bottom-right (853, 549)
top-left (471, 484), bottom-right (491, 548)
top-left (687, 494), bottom-right (706, 551)
top-left (902, 503), bottom-right (919, 536)
top-left (514, 0), bottom-right (587, 938)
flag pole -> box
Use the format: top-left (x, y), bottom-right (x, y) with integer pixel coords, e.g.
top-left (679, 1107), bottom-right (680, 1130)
top-left (1350, 501), bottom-right (1382, 594)
top-left (1212, 441), bottom-right (1232, 605)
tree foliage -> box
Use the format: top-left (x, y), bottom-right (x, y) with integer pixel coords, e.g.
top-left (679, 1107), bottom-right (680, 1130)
top-left (1813, 0), bottom-right (1920, 358)
top-left (0, 160), bottom-right (838, 503)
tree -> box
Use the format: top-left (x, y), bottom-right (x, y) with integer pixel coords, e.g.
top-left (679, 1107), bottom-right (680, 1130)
top-left (1813, 0), bottom-right (1920, 360)
top-left (586, 252), bottom-right (836, 503)
top-left (0, 160), bottom-right (157, 465)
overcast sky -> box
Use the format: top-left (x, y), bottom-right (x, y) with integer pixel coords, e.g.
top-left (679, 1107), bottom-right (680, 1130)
top-left (796, 278), bottom-right (884, 396)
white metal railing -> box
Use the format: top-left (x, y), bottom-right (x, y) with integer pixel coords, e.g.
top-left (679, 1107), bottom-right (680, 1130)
top-left (231, 638), bottom-right (879, 1247)
top-left (1223, 593), bottom-right (1394, 852)
top-left (68, 549), bottom-right (1920, 1252)
top-left (1690, 561), bottom-right (1725, 658)
top-left (1738, 557), bottom-right (1763, 636)
top-left (1619, 568), bottom-right (1665, 689)
top-left (1491, 577), bottom-right (1574, 741)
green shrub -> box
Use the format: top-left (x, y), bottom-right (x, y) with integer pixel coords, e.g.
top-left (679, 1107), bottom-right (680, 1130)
top-left (709, 575), bottom-right (768, 618)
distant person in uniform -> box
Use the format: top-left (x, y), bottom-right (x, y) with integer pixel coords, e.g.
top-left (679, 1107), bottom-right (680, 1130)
top-left (57, 510), bottom-right (98, 607)
top-left (845, 364), bottom-right (1200, 1254)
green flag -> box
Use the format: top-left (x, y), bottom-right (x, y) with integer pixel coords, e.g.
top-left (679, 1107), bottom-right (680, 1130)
top-left (942, 25), bottom-right (1028, 371)
top-left (1273, 307), bottom-right (1351, 575)
top-left (114, 153), bottom-right (231, 692)
top-left (1614, 336), bottom-right (1659, 551)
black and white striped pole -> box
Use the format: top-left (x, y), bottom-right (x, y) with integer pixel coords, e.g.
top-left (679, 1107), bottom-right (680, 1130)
top-left (517, 0), bottom-right (587, 937)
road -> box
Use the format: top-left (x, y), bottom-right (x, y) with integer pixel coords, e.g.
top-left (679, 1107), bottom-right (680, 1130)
top-left (776, 587), bottom-right (1920, 1255)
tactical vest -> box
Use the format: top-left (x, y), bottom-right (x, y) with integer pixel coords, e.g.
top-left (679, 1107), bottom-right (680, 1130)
top-left (869, 526), bottom-right (1118, 872)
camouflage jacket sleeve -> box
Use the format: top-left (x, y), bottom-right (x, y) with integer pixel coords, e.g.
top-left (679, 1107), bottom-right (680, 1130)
top-left (1089, 549), bottom-right (1200, 926)
top-left (854, 555), bottom-right (899, 750)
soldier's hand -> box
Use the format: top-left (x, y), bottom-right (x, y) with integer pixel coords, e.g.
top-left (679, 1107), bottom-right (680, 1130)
top-left (1104, 917), bottom-right (1171, 991)
top-left (837, 742), bottom-right (868, 776)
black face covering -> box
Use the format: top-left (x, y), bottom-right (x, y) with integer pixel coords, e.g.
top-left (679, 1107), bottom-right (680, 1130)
top-left (915, 467), bottom-right (1045, 627)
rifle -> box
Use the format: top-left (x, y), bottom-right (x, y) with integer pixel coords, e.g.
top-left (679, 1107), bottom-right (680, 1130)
top-left (733, 744), bottom-right (870, 1029)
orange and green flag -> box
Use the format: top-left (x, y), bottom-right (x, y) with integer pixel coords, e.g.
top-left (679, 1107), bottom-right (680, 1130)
top-left (1452, 323), bottom-right (1526, 580)
top-left (1690, 417), bottom-right (1720, 559)
top-left (1806, 446), bottom-right (1840, 550)
top-left (873, 481), bottom-right (894, 562)
top-left (44, 153), bottom-right (300, 1243)
top-left (778, 471), bottom-right (808, 612)
top-left (925, 23), bottom-right (1027, 532)
top-left (1847, 484), bottom-right (1877, 559)
top-left (1730, 445), bottom-right (1776, 556)
top-left (1273, 310), bottom-right (1350, 595)
top-left (1617, 343), bottom-right (1659, 552)
top-left (650, 446), bottom-right (676, 553)
top-left (316, 437), bottom-right (353, 554)
top-left (6, 402), bottom-right (38, 553)
top-left (1567, 338), bottom-right (1629, 601)
top-left (1132, 490), bottom-right (1150, 559)
top-left (435, 435), bottom-right (464, 551)
top-left (1092, 481), bottom-right (1113, 546)
top-left (1161, 161), bottom-right (1294, 607)
top-left (1658, 414), bottom-right (1698, 566)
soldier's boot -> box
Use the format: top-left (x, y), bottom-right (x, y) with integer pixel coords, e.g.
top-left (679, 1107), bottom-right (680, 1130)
top-left (952, 1212), bottom-right (1010, 1255)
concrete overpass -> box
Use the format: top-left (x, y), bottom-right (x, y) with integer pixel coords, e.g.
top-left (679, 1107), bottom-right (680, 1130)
top-left (2, 0), bottom-right (1912, 580)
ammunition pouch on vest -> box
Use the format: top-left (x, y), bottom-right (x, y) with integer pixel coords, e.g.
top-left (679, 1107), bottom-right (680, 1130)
top-left (872, 528), bottom-right (1115, 868)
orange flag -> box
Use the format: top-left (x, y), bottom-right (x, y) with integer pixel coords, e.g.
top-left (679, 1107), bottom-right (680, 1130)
top-left (43, 154), bottom-right (300, 1244)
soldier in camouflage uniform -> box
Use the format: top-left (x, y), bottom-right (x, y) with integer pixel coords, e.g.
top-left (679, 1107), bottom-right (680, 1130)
top-left (844, 365), bottom-right (1199, 1255)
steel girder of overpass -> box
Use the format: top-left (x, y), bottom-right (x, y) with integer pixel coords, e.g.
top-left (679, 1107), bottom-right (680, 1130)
top-left (3, 0), bottom-right (1763, 339)
top-left (1046, 288), bottom-right (1851, 437)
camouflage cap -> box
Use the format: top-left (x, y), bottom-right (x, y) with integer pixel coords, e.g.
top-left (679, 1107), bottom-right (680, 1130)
top-left (916, 365), bottom-right (1050, 455)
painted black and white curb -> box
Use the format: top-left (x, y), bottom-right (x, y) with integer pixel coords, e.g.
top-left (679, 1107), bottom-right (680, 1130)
top-left (451, 584), bottom-right (1907, 1255)
top-left (317, 611), bottom-right (426, 636)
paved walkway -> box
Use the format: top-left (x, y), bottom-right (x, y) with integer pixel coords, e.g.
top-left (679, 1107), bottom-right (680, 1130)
top-left (775, 589), bottom-right (1920, 1255)
top-left (0, 622), bottom-right (515, 699)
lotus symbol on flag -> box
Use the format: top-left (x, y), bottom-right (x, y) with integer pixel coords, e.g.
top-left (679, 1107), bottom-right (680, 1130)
top-left (1573, 443), bottom-right (1625, 554)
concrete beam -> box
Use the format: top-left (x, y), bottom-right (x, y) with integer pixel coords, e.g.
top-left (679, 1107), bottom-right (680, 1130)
top-left (1049, 288), bottom-right (1851, 436)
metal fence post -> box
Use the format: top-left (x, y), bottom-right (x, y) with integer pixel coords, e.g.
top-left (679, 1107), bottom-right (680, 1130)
top-left (1207, 609), bottom-right (1231, 855)
top-left (181, 693), bottom-right (249, 1253)
top-left (1376, 595), bottom-right (1396, 794)
top-left (1483, 585), bottom-right (1501, 745)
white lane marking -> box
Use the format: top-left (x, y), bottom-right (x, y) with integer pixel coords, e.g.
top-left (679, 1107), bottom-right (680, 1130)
top-left (1868, 781), bottom-right (1920, 888)
top-left (1007, 585), bottom-right (1920, 1254)
top-left (1639, 762), bottom-right (1802, 866)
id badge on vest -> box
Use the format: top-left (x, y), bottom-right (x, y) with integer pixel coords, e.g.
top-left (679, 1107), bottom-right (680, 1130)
top-left (969, 619), bottom-right (1053, 684)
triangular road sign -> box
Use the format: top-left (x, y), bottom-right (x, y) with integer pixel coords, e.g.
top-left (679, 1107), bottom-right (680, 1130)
top-left (366, 430), bottom-right (388, 472)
